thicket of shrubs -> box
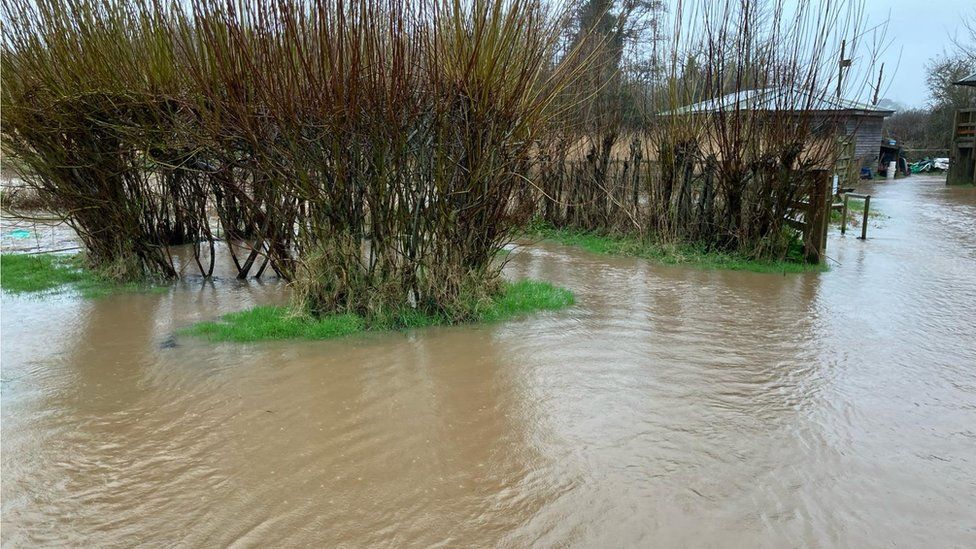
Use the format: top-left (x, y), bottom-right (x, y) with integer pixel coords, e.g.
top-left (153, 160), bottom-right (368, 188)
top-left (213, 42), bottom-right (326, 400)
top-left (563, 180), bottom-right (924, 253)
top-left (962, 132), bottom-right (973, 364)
top-left (2, 0), bottom-right (882, 320)
top-left (2, 0), bottom-right (584, 320)
top-left (535, 0), bottom-right (879, 260)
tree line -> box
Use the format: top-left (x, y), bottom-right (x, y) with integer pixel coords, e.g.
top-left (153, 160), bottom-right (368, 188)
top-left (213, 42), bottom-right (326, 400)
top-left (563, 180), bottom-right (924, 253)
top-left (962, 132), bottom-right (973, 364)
top-left (884, 10), bottom-right (976, 155)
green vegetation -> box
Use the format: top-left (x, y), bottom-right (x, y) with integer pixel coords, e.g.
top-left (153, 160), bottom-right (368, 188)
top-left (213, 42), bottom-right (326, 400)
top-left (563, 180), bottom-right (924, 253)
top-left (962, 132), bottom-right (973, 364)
top-left (183, 307), bottom-right (366, 342)
top-left (2, 0), bottom-right (582, 314)
top-left (527, 223), bottom-right (826, 274)
top-left (830, 198), bottom-right (886, 224)
top-left (1, 253), bottom-right (86, 293)
top-left (181, 280), bottom-right (574, 342)
top-left (0, 253), bottom-right (162, 298)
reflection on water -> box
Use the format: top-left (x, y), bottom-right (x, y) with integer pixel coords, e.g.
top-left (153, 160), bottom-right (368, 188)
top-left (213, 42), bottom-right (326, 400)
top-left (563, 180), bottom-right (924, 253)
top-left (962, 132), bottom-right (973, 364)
top-left (2, 175), bottom-right (975, 546)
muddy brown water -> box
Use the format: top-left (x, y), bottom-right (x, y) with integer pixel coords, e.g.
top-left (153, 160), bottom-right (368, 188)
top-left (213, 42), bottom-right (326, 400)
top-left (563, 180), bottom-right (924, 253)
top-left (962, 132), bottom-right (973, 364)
top-left (2, 175), bottom-right (975, 547)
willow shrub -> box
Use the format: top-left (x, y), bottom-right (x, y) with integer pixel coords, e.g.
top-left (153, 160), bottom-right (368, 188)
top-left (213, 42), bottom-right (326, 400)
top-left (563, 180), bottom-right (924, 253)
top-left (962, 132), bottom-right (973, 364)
top-left (537, 0), bottom-right (883, 262)
top-left (175, 0), bottom-right (585, 320)
top-left (3, 0), bottom-right (587, 318)
top-left (0, 0), bottom-right (194, 280)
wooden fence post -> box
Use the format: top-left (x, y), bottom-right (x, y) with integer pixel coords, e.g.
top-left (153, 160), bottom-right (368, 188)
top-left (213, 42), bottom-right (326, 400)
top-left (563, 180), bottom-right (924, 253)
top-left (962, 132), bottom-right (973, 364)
top-left (805, 170), bottom-right (831, 264)
top-left (860, 195), bottom-right (870, 240)
top-left (840, 194), bottom-right (849, 235)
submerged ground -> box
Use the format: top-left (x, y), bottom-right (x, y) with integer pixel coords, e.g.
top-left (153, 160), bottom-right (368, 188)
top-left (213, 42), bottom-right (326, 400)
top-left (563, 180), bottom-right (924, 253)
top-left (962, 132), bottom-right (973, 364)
top-left (1, 174), bottom-right (974, 546)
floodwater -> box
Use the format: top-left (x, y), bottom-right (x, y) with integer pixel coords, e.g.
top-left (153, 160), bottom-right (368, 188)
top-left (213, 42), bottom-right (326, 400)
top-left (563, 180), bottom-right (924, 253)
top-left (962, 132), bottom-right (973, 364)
top-left (2, 175), bottom-right (974, 547)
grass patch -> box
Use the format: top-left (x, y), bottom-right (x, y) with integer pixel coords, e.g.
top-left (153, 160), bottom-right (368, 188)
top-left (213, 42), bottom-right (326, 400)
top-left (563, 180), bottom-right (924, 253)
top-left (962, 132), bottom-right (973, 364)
top-left (526, 223), bottom-right (825, 274)
top-left (1, 253), bottom-right (86, 293)
top-left (474, 279), bottom-right (574, 321)
top-left (181, 279), bottom-right (574, 342)
top-left (184, 307), bottom-right (366, 342)
top-left (830, 197), bottom-right (886, 224)
top-left (0, 253), bottom-right (162, 297)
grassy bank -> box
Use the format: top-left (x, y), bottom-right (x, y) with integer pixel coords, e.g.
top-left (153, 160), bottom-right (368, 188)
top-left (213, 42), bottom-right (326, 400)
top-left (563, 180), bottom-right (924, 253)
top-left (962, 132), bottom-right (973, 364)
top-left (181, 279), bottom-right (575, 343)
top-left (526, 223), bottom-right (825, 274)
top-left (0, 253), bottom-right (159, 297)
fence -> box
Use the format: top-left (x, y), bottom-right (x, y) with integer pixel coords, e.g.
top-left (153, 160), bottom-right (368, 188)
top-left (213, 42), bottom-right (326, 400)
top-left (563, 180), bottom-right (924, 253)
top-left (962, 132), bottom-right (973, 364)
top-left (537, 159), bottom-right (835, 264)
top-left (784, 170), bottom-right (832, 263)
top-left (839, 192), bottom-right (871, 240)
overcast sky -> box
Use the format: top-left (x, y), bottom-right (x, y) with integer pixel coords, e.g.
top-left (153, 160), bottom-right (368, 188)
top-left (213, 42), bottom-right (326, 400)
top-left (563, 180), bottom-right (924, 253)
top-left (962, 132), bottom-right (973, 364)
top-left (866, 0), bottom-right (973, 107)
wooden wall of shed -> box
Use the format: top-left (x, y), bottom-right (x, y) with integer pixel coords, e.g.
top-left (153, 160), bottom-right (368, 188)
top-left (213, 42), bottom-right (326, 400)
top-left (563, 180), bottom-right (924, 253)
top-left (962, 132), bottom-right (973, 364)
top-left (845, 115), bottom-right (885, 166)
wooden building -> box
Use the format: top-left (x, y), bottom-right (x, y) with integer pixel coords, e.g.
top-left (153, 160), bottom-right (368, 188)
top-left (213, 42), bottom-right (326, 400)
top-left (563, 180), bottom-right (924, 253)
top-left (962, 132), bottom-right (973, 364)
top-left (661, 87), bottom-right (894, 171)
top-left (948, 73), bottom-right (976, 185)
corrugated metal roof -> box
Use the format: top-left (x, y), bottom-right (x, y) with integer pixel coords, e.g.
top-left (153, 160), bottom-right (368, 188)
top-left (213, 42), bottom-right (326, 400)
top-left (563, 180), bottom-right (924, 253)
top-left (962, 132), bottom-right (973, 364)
top-left (954, 72), bottom-right (976, 87)
top-left (660, 87), bottom-right (894, 116)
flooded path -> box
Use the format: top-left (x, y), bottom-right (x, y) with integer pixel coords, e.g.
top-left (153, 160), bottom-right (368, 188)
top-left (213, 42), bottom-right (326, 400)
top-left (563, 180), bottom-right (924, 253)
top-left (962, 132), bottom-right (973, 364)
top-left (2, 175), bottom-right (975, 547)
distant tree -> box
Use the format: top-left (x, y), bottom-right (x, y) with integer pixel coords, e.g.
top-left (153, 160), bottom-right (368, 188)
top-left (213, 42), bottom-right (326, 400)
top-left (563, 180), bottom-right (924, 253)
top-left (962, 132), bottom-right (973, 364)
top-left (884, 8), bottom-right (976, 154)
top-left (568, 0), bottom-right (664, 130)
top-left (923, 55), bottom-right (976, 149)
top-left (884, 108), bottom-right (939, 150)
top-left (884, 53), bottom-right (976, 153)
top-left (926, 56), bottom-right (976, 108)
top-left (951, 7), bottom-right (976, 62)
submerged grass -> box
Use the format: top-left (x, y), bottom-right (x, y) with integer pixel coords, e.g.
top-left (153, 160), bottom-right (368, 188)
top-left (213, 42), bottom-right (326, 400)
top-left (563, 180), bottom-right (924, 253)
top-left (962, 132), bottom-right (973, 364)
top-left (181, 280), bottom-right (575, 342)
top-left (0, 253), bottom-right (163, 297)
top-left (527, 223), bottom-right (826, 274)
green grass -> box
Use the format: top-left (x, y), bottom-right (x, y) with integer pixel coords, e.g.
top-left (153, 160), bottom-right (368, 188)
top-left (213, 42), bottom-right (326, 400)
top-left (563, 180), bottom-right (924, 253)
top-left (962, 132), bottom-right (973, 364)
top-left (841, 198), bottom-right (870, 213)
top-left (526, 223), bottom-right (825, 274)
top-left (181, 279), bottom-right (575, 343)
top-left (474, 279), bottom-right (574, 321)
top-left (1, 253), bottom-right (87, 293)
top-left (0, 253), bottom-right (162, 297)
top-left (183, 307), bottom-right (367, 342)
top-left (830, 198), bottom-right (885, 224)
